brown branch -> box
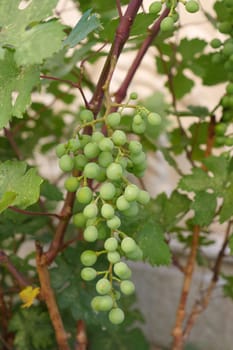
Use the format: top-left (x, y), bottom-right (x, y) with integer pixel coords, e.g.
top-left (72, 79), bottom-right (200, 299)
top-left (0, 251), bottom-right (29, 287)
top-left (89, 0), bottom-right (143, 115)
top-left (36, 243), bottom-right (70, 350)
top-left (116, 0), bottom-right (123, 17)
top-left (9, 206), bottom-right (62, 219)
top-left (172, 225), bottom-right (200, 350)
top-left (114, 7), bottom-right (170, 103)
top-left (205, 115), bottom-right (216, 158)
top-left (3, 127), bottom-right (22, 160)
top-left (75, 320), bottom-right (88, 350)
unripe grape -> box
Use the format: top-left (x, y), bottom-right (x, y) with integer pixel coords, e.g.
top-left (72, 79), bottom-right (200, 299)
top-left (147, 112), bottom-right (161, 125)
top-left (80, 250), bottom-right (97, 266)
top-left (130, 151), bottom-right (146, 165)
top-left (126, 245), bottom-right (143, 261)
top-left (68, 138), bottom-right (80, 152)
top-left (107, 251), bottom-right (121, 263)
top-left (80, 109), bottom-right (94, 123)
top-left (83, 226), bottom-right (98, 242)
top-left (73, 154), bottom-right (88, 170)
top-left (121, 237), bottom-right (137, 254)
top-left (106, 163), bottom-right (123, 180)
top-left (104, 237), bottom-right (118, 251)
top-left (185, 0), bottom-right (199, 13)
top-left (95, 167), bottom-right (106, 182)
top-left (73, 212), bottom-right (87, 228)
top-left (160, 16), bottom-right (174, 32)
top-left (111, 130), bottom-right (127, 146)
top-left (56, 143), bottom-right (66, 158)
top-left (83, 203), bottom-right (98, 219)
top-left (81, 267), bottom-right (97, 281)
top-left (128, 140), bottom-right (142, 154)
top-left (130, 92), bottom-right (138, 100)
top-left (99, 138), bottom-right (114, 152)
top-left (218, 21), bottom-right (232, 34)
top-left (83, 162), bottom-right (100, 179)
top-left (223, 42), bottom-right (233, 56)
top-left (59, 155), bottom-right (74, 172)
top-left (64, 176), bottom-right (79, 192)
top-left (124, 184), bottom-right (140, 202)
top-left (76, 187), bottom-right (93, 204)
top-left (116, 195), bottom-right (130, 211)
top-left (79, 134), bottom-right (91, 148)
top-left (84, 142), bottom-right (100, 159)
top-left (101, 203), bottom-right (115, 219)
top-left (96, 278), bottom-right (112, 295)
top-left (215, 123), bottom-right (227, 136)
top-left (132, 121), bottom-right (146, 134)
top-left (106, 112), bottom-right (121, 128)
top-left (99, 182), bottom-right (116, 200)
top-left (133, 114), bottom-right (143, 125)
top-left (108, 308), bottom-right (125, 324)
top-left (149, 1), bottom-right (162, 14)
top-left (92, 131), bottom-right (104, 143)
top-left (122, 201), bottom-right (139, 217)
top-left (120, 280), bottom-right (135, 295)
top-left (98, 151), bottom-right (113, 168)
top-left (91, 295), bottom-right (113, 311)
top-left (210, 38), bottom-right (222, 49)
top-left (226, 83), bottom-right (233, 94)
top-left (137, 190), bottom-right (150, 204)
top-left (113, 261), bottom-right (132, 279)
top-left (107, 216), bottom-right (121, 230)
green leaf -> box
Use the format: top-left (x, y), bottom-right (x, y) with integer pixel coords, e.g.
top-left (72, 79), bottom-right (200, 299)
top-left (0, 191), bottom-right (17, 213)
top-left (229, 235), bottom-right (233, 255)
top-left (187, 105), bottom-right (209, 118)
top-left (191, 191), bottom-right (217, 226)
top-left (0, 0), bottom-right (64, 65)
top-left (0, 161), bottom-right (43, 210)
top-left (179, 38), bottom-right (206, 61)
top-left (40, 180), bottom-right (63, 201)
top-left (219, 182), bottom-right (233, 223)
top-left (136, 222), bottom-right (171, 266)
top-left (172, 68), bottom-right (194, 99)
top-left (0, 51), bottom-right (40, 128)
top-left (179, 168), bottom-right (212, 192)
top-left (63, 9), bottom-right (101, 48)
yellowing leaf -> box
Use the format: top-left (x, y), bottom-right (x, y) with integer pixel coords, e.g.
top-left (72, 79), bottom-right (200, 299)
top-left (19, 286), bottom-right (40, 308)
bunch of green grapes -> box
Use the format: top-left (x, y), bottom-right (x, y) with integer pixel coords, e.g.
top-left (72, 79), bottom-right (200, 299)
top-left (56, 99), bottom-right (162, 324)
top-left (148, 0), bottom-right (199, 33)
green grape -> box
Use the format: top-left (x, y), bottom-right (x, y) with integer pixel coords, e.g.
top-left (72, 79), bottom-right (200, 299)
top-left (225, 137), bottom-right (233, 146)
top-left (130, 92), bottom-right (138, 100)
top-left (83, 203), bottom-right (98, 219)
top-left (64, 176), bottom-right (79, 192)
top-left (92, 131), bottom-right (105, 143)
top-left (124, 184), bottom-right (140, 202)
top-left (223, 41), bottom-right (233, 56)
top-left (73, 212), bottom-right (87, 228)
top-left (215, 123), bottom-right (227, 136)
top-left (122, 201), bottom-right (139, 217)
top-left (218, 22), bottom-right (232, 34)
top-left (76, 186), bottom-right (93, 204)
top-left (73, 154), bottom-right (88, 170)
top-left (126, 245), bottom-right (143, 261)
top-left (79, 134), bottom-right (92, 148)
top-left (95, 167), bottom-right (106, 182)
top-left (59, 154), bottom-right (74, 172)
top-left (108, 308), bottom-right (125, 324)
top-left (130, 151), bottom-right (146, 165)
top-left (160, 16), bottom-right (174, 32)
top-left (118, 157), bottom-right (128, 170)
top-left (132, 121), bottom-right (146, 134)
top-left (80, 109), bottom-right (94, 123)
top-left (83, 162), bottom-right (100, 179)
top-left (84, 142), bottom-right (100, 159)
top-left (107, 216), bottom-right (121, 230)
top-left (121, 237), bottom-right (137, 254)
top-left (211, 53), bottom-right (224, 64)
top-left (226, 82), bottom-right (233, 94)
top-left (149, 1), bottom-right (162, 14)
top-left (133, 114), bottom-right (143, 125)
top-left (98, 151), bottom-right (113, 168)
top-left (120, 280), bottom-right (135, 295)
top-left (113, 261), bottom-right (132, 279)
top-left (116, 195), bottom-right (130, 211)
top-left (99, 182), bottom-right (116, 200)
top-left (172, 10), bottom-right (179, 22)
top-left (91, 295), bottom-right (113, 311)
top-left (80, 250), bottom-right (97, 266)
top-left (81, 267), bottom-right (97, 281)
top-left (137, 190), bottom-right (150, 204)
top-left (106, 163), bottom-right (123, 180)
top-left (101, 203), bottom-right (115, 219)
top-left (111, 130), bottom-right (127, 146)
top-left (107, 251), bottom-right (121, 263)
top-left (83, 226), bottom-right (98, 242)
top-left (106, 112), bottom-right (121, 128)
top-left (104, 237), bottom-right (118, 251)
top-left (128, 140), bottom-right (142, 154)
top-left (68, 138), bottom-right (80, 152)
top-left (185, 0), bottom-right (199, 13)
top-left (96, 278), bottom-right (112, 295)
top-left (210, 38), bottom-right (222, 49)
top-left (147, 112), bottom-right (161, 125)
top-left (56, 143), bottom-right (66, 158)
top-left (99, 138), bottom-right (114, 152)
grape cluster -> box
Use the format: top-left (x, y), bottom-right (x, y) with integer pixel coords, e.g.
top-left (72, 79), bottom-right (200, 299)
top-left (148, 1), bottom-right (199, 33)
top-left (56, 100), bottom-right (162, 324)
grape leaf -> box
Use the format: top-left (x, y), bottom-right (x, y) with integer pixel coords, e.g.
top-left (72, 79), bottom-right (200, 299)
top-left (63, 9), bottom-right (101, 48)
top-left (0, 50), bottom-right (40, 128)
top-left (0, 0), bottom-right (64, 65)
top-left (0, 161), bottom-right (43, 210)
top-left (229, 235), bottom-right (233, 255)
top-left (172, 68), bottom-right (194, 99)
top-left (0, 191), bottom-right (17, 213)
top-left (219, 182), bottom-right (233, 223)
top-left (136, 221), bottom-right (171, 266)
top-left (191, 191), bottom-right (217, 226)
top-left (178, 168), bottom-right (213, 192)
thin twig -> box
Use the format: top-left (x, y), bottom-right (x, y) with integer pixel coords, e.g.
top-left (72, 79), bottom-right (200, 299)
top-left (0, 251), bottom-right (29, 287)
top-left (75, 320), bottom-right (88, 350)
top-left (9, 206), bottom-right (62, 219)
